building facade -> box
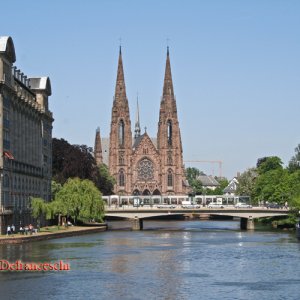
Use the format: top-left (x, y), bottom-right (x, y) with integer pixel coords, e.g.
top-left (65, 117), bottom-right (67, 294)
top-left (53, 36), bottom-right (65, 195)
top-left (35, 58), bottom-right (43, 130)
top-left (95, 48), bottom-right (189, 196)
top-left (0, 36), bottom-right (53, 234)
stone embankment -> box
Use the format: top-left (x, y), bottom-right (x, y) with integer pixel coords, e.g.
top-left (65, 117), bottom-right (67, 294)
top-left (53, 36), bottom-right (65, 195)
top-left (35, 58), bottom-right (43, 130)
top-left (0, 224), bottom-right (108, 244)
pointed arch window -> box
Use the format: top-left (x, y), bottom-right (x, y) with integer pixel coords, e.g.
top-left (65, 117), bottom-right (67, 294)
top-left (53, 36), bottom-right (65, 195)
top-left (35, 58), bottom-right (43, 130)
top-left (119, 120), bottom-right (125, 146)
top-left (119, 169), bottom-right (125, 187)
top-left (167, 120), bottom-right (172, 146)
top-left (167, 169), bottom-right (173, 187)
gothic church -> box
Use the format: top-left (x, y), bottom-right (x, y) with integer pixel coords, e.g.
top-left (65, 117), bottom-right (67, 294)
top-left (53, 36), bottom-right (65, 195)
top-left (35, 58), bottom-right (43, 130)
top-left (94, 47), bottom-right (188, 196)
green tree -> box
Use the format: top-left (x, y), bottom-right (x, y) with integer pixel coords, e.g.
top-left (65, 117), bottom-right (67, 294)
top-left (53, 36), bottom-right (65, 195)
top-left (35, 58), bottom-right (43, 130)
top-left (254, 168), bottom-right (290, 204)
top-left (30, 197), bottom-right (47, 226)
top-left (257, 156), bottom-right (283, 174)
top-left (212, 177), bottom-right (228, 195)
top-left (55, 178), bottom-right (105, 224)
top-left (236, 168), bottom-right (257, 198)
top-left (95, 163), bottom-right (116, 195)
top-left (186, 167), bottom-right (203, 195)
top-left (288, 144), bottom-right (300, 172)
top-left (51, 180), bottom-right (62, 200)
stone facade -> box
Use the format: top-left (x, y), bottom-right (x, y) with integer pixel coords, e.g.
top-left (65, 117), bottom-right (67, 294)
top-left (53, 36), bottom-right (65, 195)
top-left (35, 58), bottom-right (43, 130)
top-left (95, 47), bottom-right (188, 196)
top-left (0, 36), bottom-right (53, 234)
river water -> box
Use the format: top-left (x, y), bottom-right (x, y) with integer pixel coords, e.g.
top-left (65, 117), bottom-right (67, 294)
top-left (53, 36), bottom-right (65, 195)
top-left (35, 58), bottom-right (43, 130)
top-left (0, 220), bottom-right (300, 300)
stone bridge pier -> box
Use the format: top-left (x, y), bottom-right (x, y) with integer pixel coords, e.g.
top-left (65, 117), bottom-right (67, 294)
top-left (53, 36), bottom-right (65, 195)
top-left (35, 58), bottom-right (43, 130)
top-left (240, 217), bottom-right (255, 230)
top-left (131, 217), bottom-right (143, 230)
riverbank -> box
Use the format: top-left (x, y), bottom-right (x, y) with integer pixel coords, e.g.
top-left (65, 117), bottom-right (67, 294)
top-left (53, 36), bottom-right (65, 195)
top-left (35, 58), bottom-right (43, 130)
top-left (0, 224), bottom-right (108, 244)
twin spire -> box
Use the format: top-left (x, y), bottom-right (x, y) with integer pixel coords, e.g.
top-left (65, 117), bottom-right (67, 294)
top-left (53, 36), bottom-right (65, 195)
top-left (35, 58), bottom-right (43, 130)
top-left (114, 46), bottom-right (174, 137)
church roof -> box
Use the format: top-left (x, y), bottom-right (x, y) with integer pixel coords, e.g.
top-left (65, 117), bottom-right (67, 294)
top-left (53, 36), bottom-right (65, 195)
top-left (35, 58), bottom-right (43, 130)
top-left (133, 133), bottom-right (145, 149)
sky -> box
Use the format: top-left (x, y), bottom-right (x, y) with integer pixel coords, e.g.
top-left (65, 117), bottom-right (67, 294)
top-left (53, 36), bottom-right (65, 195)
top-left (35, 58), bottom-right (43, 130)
top-left (1, 0), bottom-right (300, 179)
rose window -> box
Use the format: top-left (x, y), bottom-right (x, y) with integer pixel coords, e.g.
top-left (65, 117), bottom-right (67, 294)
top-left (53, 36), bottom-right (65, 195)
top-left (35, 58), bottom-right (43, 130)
top-left (137, 159), bottom-right (154, 181)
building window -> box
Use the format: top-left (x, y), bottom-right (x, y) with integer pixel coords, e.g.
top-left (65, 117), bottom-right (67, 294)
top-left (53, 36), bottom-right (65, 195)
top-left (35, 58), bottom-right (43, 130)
top-left (167, 120), bottom-right (172, 146)
top-left (3, 174), bottom-right (10, 188)
top-left (3, 130), bottom-right (10, 149)
top-left (137, 158), bottom-right (154, 181)
top-left (119, 120), bottom-right (125, 146)
top-left (119, 169), bottom-right (125, 187)
top-left (4, 110), bottom-right (10, 128)
top-left (167, 169), bottom-right (173, 187)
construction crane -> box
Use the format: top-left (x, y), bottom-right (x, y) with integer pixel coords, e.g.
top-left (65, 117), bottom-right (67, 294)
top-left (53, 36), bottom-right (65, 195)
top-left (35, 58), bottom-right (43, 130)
top-left (184, 160), bottom-right (223, 178)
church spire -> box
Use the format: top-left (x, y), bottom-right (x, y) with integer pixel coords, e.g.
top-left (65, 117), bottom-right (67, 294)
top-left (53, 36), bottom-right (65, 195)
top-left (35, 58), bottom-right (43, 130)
top-left (162, 46), bottom-right (174, 98)
top-left (94, 127), bottom-right (103, 166)
top-left (115, 46), bottom-right (127, 100)
top-left (134, 94), bottom-right (141, 139)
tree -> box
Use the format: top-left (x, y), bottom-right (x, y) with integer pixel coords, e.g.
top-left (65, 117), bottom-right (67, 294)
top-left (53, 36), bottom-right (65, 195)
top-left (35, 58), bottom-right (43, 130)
top-left (257, 156), bottom-right (283, 174)
top-left (186, 167), bottom-right (203, 195)
top-left (55, 178), bottom-right (105, 224)
top-left (52, 138), bottom-right (96, 184)
top-left (51, 180), bottom-right (62, 200)
top-left (288, 144), bottom-right (300, 172)
top-left (254, 168), bottom-right (292, 204)
top-left (213, 177), bottom-right (229, 195)
top-left (94, 163), bottom-right (115, 195)
top-left (30, 197), bottom-right (47, 226)
top-left (52, 138), bottom-right (115, 196)
top-left (236, 168), bottom-right (257, 199)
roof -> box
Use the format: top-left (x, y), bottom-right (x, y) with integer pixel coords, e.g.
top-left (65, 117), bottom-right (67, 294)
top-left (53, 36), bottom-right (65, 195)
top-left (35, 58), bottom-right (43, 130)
top-left (132, 134), bottom-right (145, 149)
top-left (0, 36), bottom-right (16, 63)
top-left (29, 77), bottom-right (52, 95)
top-left (197, 175), bottom-right (220, 187)
top-left (224, 178), bottom-right (239, 193)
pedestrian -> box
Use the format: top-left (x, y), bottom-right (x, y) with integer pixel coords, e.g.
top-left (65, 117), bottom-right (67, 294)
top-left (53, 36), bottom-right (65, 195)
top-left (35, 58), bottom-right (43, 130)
top-left (29, 224), bottom-right (33, 235)
top-left (6, 225), bottom-right (11, 236)
top-left (19, 226), bottom-right (24, 235)
top-left (11, 224), bottom-right (15, 235)
top-left (24, 225), bottom-right (29, 235)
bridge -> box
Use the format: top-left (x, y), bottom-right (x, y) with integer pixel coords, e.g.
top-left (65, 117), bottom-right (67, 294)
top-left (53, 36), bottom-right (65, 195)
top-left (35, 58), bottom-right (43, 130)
top-left (105, 206), bottom-right (289, 230)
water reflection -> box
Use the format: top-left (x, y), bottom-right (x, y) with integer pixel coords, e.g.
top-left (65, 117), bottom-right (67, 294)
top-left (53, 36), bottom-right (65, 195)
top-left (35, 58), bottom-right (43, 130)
top-left (0, 220), bottom-right (299, 300)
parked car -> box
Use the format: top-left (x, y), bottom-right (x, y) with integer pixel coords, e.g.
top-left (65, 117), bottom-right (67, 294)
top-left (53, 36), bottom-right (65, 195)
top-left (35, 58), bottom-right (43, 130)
top-left (207, 203), bottom-right (224, 208)
top-left (234, 202), bottom-right (252, 208)
top-left (266, 203), bottom-right (282, 209)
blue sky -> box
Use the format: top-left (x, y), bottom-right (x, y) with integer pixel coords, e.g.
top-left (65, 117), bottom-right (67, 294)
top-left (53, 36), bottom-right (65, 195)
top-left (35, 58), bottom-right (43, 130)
top-left (1, 0), bottom-right (300, 179)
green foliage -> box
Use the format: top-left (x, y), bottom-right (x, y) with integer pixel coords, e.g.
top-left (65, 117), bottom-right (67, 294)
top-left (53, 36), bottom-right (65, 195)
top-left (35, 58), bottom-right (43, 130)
top-left (257, 156), bottom-right (283, 174)
top-left (55, 178), bottom-right (105, 224)
top-left (236, 168), bottom-right (257, 198)
top-left (52, 138), bottom-right (115, 196)
top-left (218, 178), bottom-right (229, 190)
top-left (186, 167), bottom-right (203, 195)
top-left (95, 164), bottom-right (116, 195)
top-left (288, 144), bottom-right (300, 172)
top-left (254, 168), bottom-right (289, 204)
top-left (30, 197), bottom-right (47, 219)
top-left (51, 180), bottom-right (62, 200)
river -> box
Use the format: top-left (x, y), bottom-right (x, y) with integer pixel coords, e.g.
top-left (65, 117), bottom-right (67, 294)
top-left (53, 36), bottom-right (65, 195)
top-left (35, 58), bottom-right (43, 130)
top-left (0, 220), bottom-right (299, 300)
